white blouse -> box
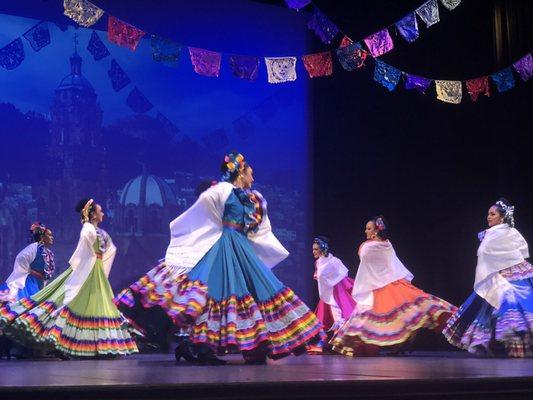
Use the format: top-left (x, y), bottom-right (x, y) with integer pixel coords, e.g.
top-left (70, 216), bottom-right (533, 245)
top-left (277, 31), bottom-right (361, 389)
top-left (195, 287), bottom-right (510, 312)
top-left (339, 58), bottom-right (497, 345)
top-left (315, 253), bottom-right (349, 305)
top-left (352, 240), bottom-right (413, 312)
top-left (474, 223), bottom-right (529, 308)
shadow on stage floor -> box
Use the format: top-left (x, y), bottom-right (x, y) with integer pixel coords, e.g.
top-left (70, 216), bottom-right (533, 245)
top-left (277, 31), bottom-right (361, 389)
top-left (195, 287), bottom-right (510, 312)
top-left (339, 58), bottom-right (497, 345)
top-left (1, 351), bottom-right (533, 400)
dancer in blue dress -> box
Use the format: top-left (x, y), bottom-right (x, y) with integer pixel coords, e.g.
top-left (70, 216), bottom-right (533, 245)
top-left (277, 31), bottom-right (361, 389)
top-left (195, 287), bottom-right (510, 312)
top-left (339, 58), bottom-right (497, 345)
top-left (115, 152), bottom-right (322, 364)
top-left (0, 223), bottom-right (55, 305)
top-left (0, 223), bottom-right (55, 358)
top-left (443, 198), bottom-right (533, 357)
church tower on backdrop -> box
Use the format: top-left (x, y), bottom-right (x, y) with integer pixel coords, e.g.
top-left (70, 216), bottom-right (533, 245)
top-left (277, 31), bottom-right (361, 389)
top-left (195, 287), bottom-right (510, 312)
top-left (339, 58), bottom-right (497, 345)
top-left (42, 34), bottom-right (106, 245)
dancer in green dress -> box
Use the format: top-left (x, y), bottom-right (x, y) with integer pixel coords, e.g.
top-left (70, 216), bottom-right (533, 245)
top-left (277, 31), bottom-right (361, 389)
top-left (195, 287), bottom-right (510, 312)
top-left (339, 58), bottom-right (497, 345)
top-left (0, 198), bottom-right (138, 358)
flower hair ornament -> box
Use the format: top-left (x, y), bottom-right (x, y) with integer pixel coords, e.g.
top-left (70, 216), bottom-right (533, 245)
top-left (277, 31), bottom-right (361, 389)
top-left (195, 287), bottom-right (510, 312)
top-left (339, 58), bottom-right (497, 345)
top-left (81, 199), bottom-right (94, 223)
top-left (375, 217), bottom-right (386, 231)
top-left (495, 200), bottom-right (515, 227)
top-left (29, 222), bottom-right (47, 242)
top-left (222, 152), bottom-right (246, 182)
top-left (30, 222), bottom-right (45, 233)
top-left (313, 237), bottom-right (329, 256)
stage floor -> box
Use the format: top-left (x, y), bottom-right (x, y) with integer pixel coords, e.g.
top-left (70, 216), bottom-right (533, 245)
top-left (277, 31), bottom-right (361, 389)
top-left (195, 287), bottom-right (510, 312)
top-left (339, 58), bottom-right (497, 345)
top-left (2, 351), bottom-right (533, 399)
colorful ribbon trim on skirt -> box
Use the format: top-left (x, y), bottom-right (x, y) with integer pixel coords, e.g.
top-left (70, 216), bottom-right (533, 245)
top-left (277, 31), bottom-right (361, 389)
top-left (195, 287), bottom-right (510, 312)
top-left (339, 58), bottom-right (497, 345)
top-left (48, 306), bottom-right (138, 357)
top-left (116, 267), bottom-right (323, 358)
top-left (443, 261), bottom-right (533, 358)
top-left (331, 294), bottom-right (456, 356)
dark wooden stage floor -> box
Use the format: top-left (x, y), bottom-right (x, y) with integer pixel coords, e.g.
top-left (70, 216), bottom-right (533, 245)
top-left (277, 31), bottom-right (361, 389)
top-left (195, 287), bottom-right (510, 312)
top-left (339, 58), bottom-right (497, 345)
top-left (1, 352), bottom-right (533, 400)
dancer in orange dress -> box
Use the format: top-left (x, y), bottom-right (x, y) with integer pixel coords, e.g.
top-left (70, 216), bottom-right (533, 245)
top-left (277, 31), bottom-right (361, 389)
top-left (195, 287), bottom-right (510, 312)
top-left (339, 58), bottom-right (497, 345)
top-left (330, 216), bottom-right (456, 356)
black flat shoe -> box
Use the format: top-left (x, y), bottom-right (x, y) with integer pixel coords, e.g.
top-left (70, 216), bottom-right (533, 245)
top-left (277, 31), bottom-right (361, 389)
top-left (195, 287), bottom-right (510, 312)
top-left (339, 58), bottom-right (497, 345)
top-left (174, 341), bottom-right (197, 363)
top-left (196, 352), bottom-right (227, 366)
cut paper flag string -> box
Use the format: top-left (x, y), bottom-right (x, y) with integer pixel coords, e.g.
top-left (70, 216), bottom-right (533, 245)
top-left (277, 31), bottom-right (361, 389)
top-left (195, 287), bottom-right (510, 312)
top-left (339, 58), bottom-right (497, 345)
top-left (440, 0), bottom-right (461, 11)
top-left (416, 0), bottom-right (440, 28)
top-left (63, 0), bottom-right (104, 27)
top-left (229, 55), bottom-right (260, 81)
top-left (395, 13), bottom-right (419, 43)
top-left (335, 42), bottom-right (368, 71)
top-left (59, 0), bottom-right (466, 89)
top-left (372, 52), bottom-right (530, 104)
top-left (307, 7), bottom-right (339, 44)
top-left (2, 0), bottom-right (528, 107)
top-left (87, 30), bottom-right (110, 61)
top-left (374, 59), bottom-right (401, 91)
top-left (513, 53), bottom-right (532, 82)
top-left (285, 0), bottom-right (311, 10)
top-left (435, 80), bottom-right (462, 104)
top-left (108, 15), bottom-right (145, 51)
top-left (189, 47), bottom-right (221, 77)
top-left (126, 87), bottom-right (153, 113)
top-left (466, 76), bottom-right (490, 102)
top-left (302, 51), bottom-right (333, 78)
top-left (364, 28), bottom-right (394, 58)
top-left (23, 21), bottom-right (51, 52)
top-left (108, 59), bottom-right (131, 91)
top-left (404, 74), bottom-right (432, 93)
top-left (302, 0), bottom-right (459, 56)
top-left (151, 35), bottom-right (181, 66)
top-left (265, 57), bottom-right (297, 83)
top-left (0, 38), bottom-right (25, 70)
top-left (491, 67), bottom-right (515, 93)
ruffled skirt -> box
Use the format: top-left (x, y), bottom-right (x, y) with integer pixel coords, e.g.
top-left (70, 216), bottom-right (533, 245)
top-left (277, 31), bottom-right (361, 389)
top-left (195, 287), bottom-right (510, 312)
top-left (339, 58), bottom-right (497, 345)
top-left (443, 261), bottom-right (533, 358)
top-left (330, 279), bottom-right (456, 356)
top-left (315, 277), bottom-right (356, 333)
top-left (115, 228), bottom-right (322, 358)
top-left (307, 277), bottom-right (355, 353)
top-left (0, 262), bottom-right (138, 357)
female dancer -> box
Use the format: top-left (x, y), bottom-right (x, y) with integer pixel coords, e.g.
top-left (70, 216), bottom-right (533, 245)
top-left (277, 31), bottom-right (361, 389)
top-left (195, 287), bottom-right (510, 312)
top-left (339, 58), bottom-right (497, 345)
top-left (443, 198), bottom-right (533, 357)
top-left (115, 179), bottom-right (225, 364)
top-left (0, 223), bottom-right (55, 304)
top-left (116, 152), bottom-right (322, 364)
top-left (0, 223), bottom-right (55, 358)
top-left (0, 199), bottom-right (138, 358)
top-left (308, 237), bottom-right (355, 353)
top-left (331, 216), bottom-right (456, 356)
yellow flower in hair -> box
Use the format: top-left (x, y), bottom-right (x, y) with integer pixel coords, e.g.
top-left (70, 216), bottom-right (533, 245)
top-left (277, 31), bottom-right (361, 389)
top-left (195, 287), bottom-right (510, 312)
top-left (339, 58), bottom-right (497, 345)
top-left (227, 162), bottom-right (236, 171)
top-left (235, 154), bottom-right (244, 163)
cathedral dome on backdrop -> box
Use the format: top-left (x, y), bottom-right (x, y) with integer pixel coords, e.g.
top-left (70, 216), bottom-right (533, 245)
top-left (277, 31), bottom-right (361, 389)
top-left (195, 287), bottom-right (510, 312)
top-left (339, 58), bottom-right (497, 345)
top-left (116, 172), bottom-right (178, 236)
top-left (120, 174), bottom-right (177, 208)
top-left (56, 51), bottom-right (94, 92)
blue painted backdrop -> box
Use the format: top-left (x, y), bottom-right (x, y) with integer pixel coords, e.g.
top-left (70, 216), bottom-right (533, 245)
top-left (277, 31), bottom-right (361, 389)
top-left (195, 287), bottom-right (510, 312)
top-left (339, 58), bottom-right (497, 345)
top-left (0, 1), bottom-right (314, 303)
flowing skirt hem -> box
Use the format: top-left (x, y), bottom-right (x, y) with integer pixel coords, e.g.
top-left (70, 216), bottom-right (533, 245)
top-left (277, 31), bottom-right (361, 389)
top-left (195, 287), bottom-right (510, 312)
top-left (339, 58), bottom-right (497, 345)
top-left (116, 270), bottom-right (323, 358)
top-left (330, 295), bottom-right (456, 356)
